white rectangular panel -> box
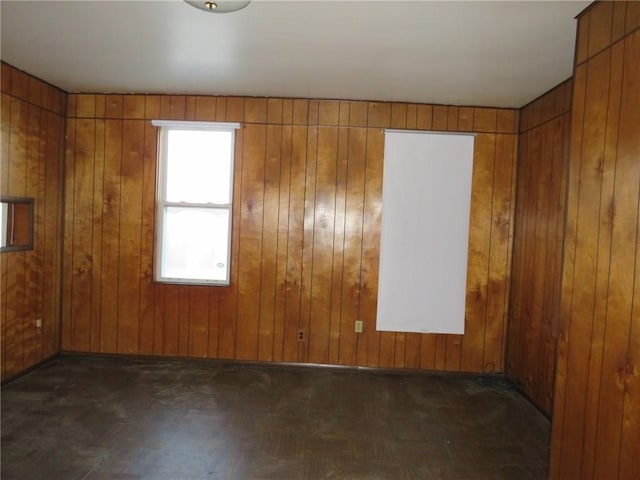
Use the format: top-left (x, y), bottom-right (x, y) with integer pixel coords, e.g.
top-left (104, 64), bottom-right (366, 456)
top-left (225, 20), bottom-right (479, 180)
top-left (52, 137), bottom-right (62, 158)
top-left (376, 131), bottom-right (474, 334)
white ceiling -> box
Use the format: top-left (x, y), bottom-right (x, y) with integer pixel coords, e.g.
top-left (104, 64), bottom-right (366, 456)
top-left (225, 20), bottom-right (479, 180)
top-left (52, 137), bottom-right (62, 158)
top-left (0, 1), bottom-right (588, 108)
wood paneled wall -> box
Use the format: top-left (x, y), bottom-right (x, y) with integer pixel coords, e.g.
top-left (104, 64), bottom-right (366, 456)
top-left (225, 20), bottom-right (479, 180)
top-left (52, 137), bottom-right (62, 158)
top-left (0, 63), bottom-right (66, 381)
top-left (551, 2), bottom-right (640, 479)
top-left (507, 79), bottom-right (572, 415)
top-left (62, 94), bottom-right (518, 373)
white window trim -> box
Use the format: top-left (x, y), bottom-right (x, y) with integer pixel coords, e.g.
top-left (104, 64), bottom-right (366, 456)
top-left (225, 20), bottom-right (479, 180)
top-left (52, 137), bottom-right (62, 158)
top-left (152, 120), bottom-right (240, 286)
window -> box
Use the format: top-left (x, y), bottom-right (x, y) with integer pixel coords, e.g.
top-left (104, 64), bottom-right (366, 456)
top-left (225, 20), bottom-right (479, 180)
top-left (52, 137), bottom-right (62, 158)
top-left (152, 120), bottom-right (239, 285)
top-left (0, 197), bottom-right (34, 252)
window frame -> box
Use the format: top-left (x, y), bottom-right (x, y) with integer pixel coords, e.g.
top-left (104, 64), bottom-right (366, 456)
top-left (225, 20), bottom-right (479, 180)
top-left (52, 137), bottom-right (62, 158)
top-left (151, 120), bottom-right (240, 286)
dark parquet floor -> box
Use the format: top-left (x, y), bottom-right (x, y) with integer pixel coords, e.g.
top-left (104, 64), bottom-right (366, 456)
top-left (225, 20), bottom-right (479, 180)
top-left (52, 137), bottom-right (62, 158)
top-left (1, 355), bottom-right (549, 480)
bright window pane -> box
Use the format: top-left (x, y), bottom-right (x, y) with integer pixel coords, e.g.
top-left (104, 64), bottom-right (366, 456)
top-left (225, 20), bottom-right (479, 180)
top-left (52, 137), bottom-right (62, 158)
top-left (166, 130), bottom-right (232, 204)
top-left (0, 202), bottom-right (7, 247)
top-left (161, 207), bottom-right (230, 281)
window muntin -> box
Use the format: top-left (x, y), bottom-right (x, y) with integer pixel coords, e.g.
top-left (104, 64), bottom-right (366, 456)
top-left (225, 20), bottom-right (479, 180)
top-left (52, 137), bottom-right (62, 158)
top-left (152, 120), bottom-right (239, 286)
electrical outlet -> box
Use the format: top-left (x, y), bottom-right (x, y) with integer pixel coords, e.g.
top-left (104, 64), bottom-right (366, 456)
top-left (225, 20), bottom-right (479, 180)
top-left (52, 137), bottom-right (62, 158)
top-left (355, 320), bottom-right (363, 333)
top-left (297, 329), bottom-right (305, 341)
top-left (35, 319), bottom-right (42, 328)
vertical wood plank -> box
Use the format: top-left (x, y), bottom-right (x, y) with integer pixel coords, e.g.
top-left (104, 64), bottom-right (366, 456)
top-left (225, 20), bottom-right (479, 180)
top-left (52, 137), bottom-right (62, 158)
top-left (207, 288), bottom-right (220, 358)
top-left (338, 128), bottom-right (366, 366)
top-left (617, 27), bottom-right (640, 476)
top-left (217, 127), bottom-right (243, 359)
top-left (432, 105), bottom-right (448, 131)
top-left (61, 113), bottom-right (75, 351)
top-left (188, 286), bottom-right (209, 357)
top-left (390, 103), bottom-right (407, 129)
top-left (458, 107), bottom-right (474, 132)
top-left (473, 108), bottom-right (498, 133)
top-left (559, 50), bottom-right (611, 479)
top-left (99, 120), bottom-right (122, 353)
top-left (44, 111), bottom-right (64, 360)
top-left (194, 96), bottom-right (216, 121)
top-left (416, 105), bottom-right (433, 130)
top-left (163, 285), bottom-right (179, 356)
top-left (329, 126), bottom-right (349, 365)
top-left (272, 125), bottom-right (292, 362)
top-left (394, 333), bottom-right (407, 368)
top-left (357, 129), bottom-right (383, 367)
top-left (70, 118), bottom-right (95, 352)
top-left (579, 41), bottom-right (622, 477)
top-left (576, 10), bottom-right (590, 65)
top-left (460, 133), bottom-right (495, 372)
top-left (257, 124), bottom-right (282, 361)
top-left (89, 120), bottom-right (105, 352)
top-left (116, 120), bottom-right (144, 354)
top-left (235, 124), bottom-right (266, 360)
top-left (626, 1), bottom-right (640, 33)
top-left (297, 126), bottom-right (318, 362)
top-left (405, 104), bottom-right (417, 129)
top-left (404, 334), bottom-right (421, 369)
top-left (593, 30), bottom-right (639, 480)
top-left (0, 93), bottom-right (9, 376)
top-left (308, 127), bottom-right (337, 365)
top-left (318, 101), bottom-right (339, 126)
top-left (551, 61), bottom-right (588, 480)
top-left (282, 126), bottom-right (307, 362)
top-left (138, 117), bottom-right (157, 356)
top-left (179, 284), bottom-right (192, 357)
top-left (367, 102), bottom-right (391, 129)
top-left (484, 134), bottom-right (515, 373)
top-left (22, 105), bottom-right (41, 366)
top-left (587, 2), bottom-right (613, 59)
top-left (434, 336), bottom-right (447, 370)
top-left (245, 98), bottom-right (268, 123)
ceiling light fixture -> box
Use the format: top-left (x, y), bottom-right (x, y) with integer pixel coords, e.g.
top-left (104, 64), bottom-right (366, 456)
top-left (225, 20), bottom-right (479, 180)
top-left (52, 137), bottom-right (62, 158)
top-left (184, 0), bottom-right (250, 14)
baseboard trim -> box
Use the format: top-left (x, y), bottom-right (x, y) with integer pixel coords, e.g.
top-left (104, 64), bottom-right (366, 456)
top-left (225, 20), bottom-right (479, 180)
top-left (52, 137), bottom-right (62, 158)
top-left (60, 350), bottom-right (505, 379)
top-left (504, 376), bottom-right (552, 420)
top-left (1, 352), bottom-right (61, 386)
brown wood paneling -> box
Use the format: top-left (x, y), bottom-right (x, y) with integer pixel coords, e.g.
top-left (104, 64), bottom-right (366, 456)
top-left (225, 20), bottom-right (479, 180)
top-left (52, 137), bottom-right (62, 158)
top-left (138, 117), bottom-right (156, 355)
top-left (297, 125), bottom-right (318, 363)
top-left (587, 2), bottom-right (614, 58)
top-left (282, 125), bottom-right (306, 363)
top-left (70, 118), bottom-right (95, 352)
top-left (99, 119), bottom-right (122, 353)
top-left (0, 63), bottom-right (66, 381)
top-left (338, 127), bottom-right (366, 366)
top-left (61, 92), bottom-right (518, 375)
top-left (551, 3), bottom-right (640, 478)
top-left (461, 133), bottom-right (495, 372)
top-left (272, 125), bottom-right (292, 362)
top-left (117, 119), bottom-right (145, 354)
top-left (307, 127), bottom-right (337, 365)
top-left (358, 128), bottom-right (383, 367)
top-left (507, 78), bottom-right (572, 415)
top-left (256, 123), bottom-right (282, 361)
top-left (484, 133), bottom-right (516, 373)
top-left (236, 123), bottom-right (266, 360)
top-left (90, 119), bottom-right (105, 352)
top-left (328, 125), bottom-right (349, 365)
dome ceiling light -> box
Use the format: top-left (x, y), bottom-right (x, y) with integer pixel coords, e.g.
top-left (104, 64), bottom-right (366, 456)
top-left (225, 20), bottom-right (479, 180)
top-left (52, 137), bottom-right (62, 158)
top-left (184, 1), bottom-right (251, 13)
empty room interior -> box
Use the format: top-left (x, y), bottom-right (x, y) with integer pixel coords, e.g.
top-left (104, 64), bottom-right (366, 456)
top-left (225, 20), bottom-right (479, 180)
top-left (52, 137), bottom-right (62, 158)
top-left (1, 1), bottom-right (638, 479)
